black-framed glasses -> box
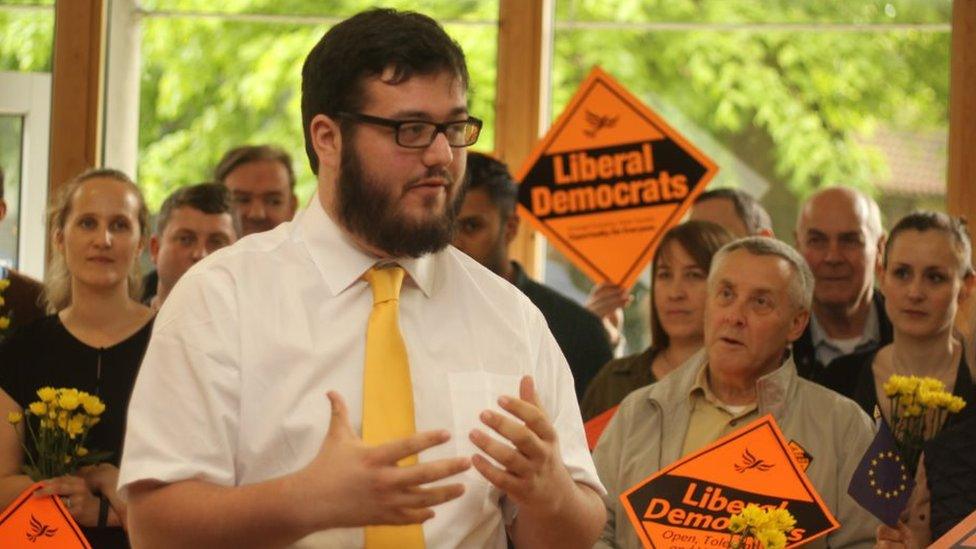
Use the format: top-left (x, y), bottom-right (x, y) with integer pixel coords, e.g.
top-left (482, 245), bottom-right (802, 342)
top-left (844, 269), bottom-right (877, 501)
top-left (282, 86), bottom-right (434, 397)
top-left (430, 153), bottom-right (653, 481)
top-left (337, 112), bottom-right (483, 148)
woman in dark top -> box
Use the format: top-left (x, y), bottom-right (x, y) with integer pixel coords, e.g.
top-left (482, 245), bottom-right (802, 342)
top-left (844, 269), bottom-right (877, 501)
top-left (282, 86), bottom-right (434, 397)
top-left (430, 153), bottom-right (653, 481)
top-left (581, 221), bottom-right (734, 420)
top-left (823, 211), bottom-right (976, 425)
top-left (0, 169), bottom-right (154, 548)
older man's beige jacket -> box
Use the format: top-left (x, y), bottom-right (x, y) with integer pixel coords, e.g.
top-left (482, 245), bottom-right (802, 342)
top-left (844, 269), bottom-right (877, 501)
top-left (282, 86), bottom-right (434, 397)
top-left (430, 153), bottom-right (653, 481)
top-left (592, 351), bottom-right (879, 549)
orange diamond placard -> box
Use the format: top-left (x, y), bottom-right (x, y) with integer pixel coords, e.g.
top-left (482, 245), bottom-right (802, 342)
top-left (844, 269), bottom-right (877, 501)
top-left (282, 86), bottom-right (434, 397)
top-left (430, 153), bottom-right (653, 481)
top-left (0, 483), bottom-right (91, 548)
top-left (515, 67), bottom-right (718, 289)
top-left (620, 415), bottom-right (838, 549)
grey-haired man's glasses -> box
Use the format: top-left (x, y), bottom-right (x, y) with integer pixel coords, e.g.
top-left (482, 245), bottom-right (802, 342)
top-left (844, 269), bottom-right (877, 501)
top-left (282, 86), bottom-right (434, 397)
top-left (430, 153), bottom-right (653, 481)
top-left (337, 112), bottom-right (483, 149)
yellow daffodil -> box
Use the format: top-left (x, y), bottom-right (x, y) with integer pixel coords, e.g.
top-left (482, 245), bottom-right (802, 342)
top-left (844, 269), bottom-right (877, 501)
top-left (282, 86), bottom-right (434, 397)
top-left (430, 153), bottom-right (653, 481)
top-left (80, 394), bottom-right (105, 416)
top-left (6, 412), bottom-right (22, 424)
top-left (58, 389), bottom-right (81, 411)
top-left (28, 402), bottom-right (46, 416)
top-left (66, 415), bottom-right (86, 439)
top-left (36, 387), bottom-right (57, 403)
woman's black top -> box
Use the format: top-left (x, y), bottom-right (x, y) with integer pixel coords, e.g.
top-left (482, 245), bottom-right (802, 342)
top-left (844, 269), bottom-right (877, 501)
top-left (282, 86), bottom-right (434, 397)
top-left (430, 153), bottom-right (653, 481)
top-left (0, 314), bottom-right (154, 548)
top-left (822, 346), bottom-right (976, 425)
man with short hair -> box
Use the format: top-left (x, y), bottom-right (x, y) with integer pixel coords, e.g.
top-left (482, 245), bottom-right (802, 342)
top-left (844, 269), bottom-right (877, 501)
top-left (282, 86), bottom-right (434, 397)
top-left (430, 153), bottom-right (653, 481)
top-left (120, 9), bottom-right (604, 548)
top-left (688, 187), bottom-right (774, 238)
top-left (792, 186), bottom-right (892, 383)
top-left (0, 165), bottom-right (44, 330)
top-left (215, 144), bottom-right (299, 235)
top-left (588, 188), bottom-right (774, 351)
top-left (453, 152), bottom-right (612, 399)
top-left (146, 182), bottom-right (239, 309)
top-left (592, 237), bottom-right (878, 548)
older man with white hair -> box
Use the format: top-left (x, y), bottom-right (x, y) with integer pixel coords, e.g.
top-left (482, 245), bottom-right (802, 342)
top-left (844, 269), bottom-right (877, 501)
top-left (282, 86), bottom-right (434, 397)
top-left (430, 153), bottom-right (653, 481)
top-left (592, 237), bottom-right (879, 549)
top-left (793, 187), bottom-right (891, 383)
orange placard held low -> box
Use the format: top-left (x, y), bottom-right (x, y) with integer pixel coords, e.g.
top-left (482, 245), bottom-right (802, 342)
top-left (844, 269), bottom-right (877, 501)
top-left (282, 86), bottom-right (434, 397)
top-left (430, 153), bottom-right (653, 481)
top-left (0, 483), bottom-right (90, 548)
top-left (619, 415), bottom-right (838, 549)
top-left (515, 67), bottom-right (718, 289)
top-left (930, 508), bottom-right (976, 549)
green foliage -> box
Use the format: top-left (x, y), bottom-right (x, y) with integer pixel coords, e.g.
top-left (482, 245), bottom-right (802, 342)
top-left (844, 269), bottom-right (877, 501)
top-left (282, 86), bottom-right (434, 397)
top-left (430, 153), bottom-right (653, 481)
top-left (553, 0), bottom-right (950, 199)
top-left (137, 0), bottom-right (497, 209)
top-left (0, 0), bottom-right (950, 208)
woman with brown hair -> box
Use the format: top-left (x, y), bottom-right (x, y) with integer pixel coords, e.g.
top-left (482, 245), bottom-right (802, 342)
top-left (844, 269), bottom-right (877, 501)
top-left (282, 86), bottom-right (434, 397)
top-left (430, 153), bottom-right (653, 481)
top-left (0, 168), bottom-right (154, 548)
top-left (581, 220), bottom-right (734, 421)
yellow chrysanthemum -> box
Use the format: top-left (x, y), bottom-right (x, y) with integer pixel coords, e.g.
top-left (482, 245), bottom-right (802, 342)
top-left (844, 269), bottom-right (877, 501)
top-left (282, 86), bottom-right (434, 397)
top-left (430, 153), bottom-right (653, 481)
top-left (948, 396), bottom-right (966, 414)
top-left (39, 418), bottom-right (53, 429)
top-left (76, 447), bottom-right (88, 457)
top-left (28, 402), bottom-right (47, 416)
top-left (0, 279), bottom-right (9, 291)
top-left (80, 394), bottom-right (105, 416)
top-left (58, 389), bottom-right (81, 411)
top-left (901, 404), bottom-right (923, 418)
top-left (917, 388), bottom-right (937, 408)
top-left (36, 387), bottom-right (57, 403)
top-left (767, 508), bottom-right (796, 531)
top-left (883, 379), bottom-right (899, 397)
top-left (6, 412), bottom-right (22, 424)
top-left (0, 316), bottom-right (8, 330)
top-left (729, 515), bottom-right (747, 534)
top-left (739, 504), bottom-right (767, 528)
top-left (758, 528), bottom-right (788, 549)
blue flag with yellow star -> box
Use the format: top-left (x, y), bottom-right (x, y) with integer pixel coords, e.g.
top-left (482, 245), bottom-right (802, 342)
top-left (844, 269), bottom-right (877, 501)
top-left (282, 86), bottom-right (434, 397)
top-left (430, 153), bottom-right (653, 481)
top-left (847, 418), bottom-right (914, 526)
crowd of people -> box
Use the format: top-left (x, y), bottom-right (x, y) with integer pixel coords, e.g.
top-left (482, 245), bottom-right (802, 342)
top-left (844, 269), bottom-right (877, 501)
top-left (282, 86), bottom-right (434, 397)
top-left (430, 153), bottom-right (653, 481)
top-left (0, 7), bottom-right (973, 549)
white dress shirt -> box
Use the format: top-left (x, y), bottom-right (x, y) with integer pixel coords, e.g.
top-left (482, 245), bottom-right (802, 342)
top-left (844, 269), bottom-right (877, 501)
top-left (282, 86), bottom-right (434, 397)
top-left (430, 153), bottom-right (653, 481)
top-left (118, 198), bottom-right (604, 548)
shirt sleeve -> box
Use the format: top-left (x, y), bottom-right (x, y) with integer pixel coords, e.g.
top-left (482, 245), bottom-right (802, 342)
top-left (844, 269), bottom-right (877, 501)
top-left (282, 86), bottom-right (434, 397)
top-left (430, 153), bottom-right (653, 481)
top-left (117, 267), bottom-right (242, 500)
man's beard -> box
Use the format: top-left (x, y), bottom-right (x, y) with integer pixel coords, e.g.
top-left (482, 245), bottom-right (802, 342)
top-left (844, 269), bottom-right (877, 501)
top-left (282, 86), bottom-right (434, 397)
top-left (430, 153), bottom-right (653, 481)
top-left (336, 145), bottom-right (463, 258)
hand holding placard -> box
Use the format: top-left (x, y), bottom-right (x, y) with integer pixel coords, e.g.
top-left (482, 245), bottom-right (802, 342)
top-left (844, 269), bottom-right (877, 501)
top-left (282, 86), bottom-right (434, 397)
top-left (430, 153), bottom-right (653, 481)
top-left (290, 392), bottom-right (471, 530)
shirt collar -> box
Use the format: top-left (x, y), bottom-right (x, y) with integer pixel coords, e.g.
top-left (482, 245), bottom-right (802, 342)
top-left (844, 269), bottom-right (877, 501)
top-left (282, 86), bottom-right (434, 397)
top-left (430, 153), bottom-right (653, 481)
top-left (297, 194), bottom-right (436, 298)
top-left (809, 300), bottom-right (880, 349)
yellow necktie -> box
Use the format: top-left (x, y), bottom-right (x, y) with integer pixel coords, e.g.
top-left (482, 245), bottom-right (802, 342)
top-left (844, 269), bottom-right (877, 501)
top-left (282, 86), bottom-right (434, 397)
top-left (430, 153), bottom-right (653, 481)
top-left (362, 265), bottom-right (425, 548)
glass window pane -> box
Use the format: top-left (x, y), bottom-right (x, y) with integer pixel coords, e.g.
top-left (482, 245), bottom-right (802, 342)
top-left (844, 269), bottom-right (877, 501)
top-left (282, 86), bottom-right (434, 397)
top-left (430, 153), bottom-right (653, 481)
top-left (0, 1), bottom-right (54, 72)
top-left (0, 115), bottom-right (24, 269)
top-left (138, 1), bottom-right (497, 211)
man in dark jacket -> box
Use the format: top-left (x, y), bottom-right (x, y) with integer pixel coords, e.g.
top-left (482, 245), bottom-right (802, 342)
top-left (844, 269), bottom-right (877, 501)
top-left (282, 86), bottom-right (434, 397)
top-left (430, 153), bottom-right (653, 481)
top-left (452, 152), bottom-right (612, 400)
top-left (793, 186), bottom-right (892, 383)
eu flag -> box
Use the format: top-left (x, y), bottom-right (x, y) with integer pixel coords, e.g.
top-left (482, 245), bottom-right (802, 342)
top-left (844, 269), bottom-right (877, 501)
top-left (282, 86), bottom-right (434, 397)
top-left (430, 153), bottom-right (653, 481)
top-left (847, 418), bottom-right (914, 527)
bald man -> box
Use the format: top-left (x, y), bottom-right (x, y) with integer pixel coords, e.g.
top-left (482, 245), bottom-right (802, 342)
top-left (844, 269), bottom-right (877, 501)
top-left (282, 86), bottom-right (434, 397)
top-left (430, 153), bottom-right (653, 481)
top-left (792, 187), bottom-right (892, 383)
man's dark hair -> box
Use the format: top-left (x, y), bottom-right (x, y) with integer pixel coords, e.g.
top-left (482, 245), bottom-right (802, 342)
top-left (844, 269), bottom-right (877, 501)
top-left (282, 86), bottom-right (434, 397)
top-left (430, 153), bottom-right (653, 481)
top-left (300, 8), bottom-right (470, 175)
top-left (213, 145), bottom-right (296, 190)
top-left (465, 152), bottom-right (517, 219)
top-left (695, 187), bottom-right (772, 235)
top-left (156, 182), bottom-right (241, 238)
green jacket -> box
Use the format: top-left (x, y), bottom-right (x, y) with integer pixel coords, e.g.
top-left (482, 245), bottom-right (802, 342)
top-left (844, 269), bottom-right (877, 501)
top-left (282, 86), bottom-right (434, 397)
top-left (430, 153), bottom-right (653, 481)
top-left (592, 351), bottom-right (879, 549)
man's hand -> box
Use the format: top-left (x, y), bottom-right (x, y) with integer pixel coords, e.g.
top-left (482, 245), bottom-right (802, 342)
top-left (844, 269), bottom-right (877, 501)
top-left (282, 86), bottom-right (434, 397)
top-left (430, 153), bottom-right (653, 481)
top-left (584, 283), bottom-right (631, 348)
top-left (290, 391), bottom-right (471, 532)
top-left (469, 376), bottom-right (578, 516)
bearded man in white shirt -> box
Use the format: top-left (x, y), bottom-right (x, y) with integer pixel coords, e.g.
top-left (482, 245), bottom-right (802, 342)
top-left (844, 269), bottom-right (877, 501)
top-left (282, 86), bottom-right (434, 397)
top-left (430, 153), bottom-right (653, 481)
top-left (118, 8), bottom-right (605, 549)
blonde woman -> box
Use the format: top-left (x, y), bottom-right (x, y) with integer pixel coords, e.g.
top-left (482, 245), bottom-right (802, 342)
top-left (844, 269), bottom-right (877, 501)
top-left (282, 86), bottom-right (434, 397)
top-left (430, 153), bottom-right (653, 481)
top-left (0, 169), bottom-right (153, 548)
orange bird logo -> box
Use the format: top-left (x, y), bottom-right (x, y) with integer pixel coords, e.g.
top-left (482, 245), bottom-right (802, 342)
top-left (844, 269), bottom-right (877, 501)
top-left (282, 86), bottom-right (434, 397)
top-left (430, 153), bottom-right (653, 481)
top-left (26, 514), bottom-right (57, 542)
top-left (734, 448), bottom-right (774, 473)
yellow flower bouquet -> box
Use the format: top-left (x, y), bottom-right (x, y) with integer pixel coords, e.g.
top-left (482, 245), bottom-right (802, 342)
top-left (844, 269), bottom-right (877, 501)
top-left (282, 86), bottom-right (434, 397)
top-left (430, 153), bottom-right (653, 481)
top-left (882, 374), bottom-right (966, 474)
top-left (727, 504), bottom-right (796, 549)
top-left (6, 387), bottom-right (110, 480)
